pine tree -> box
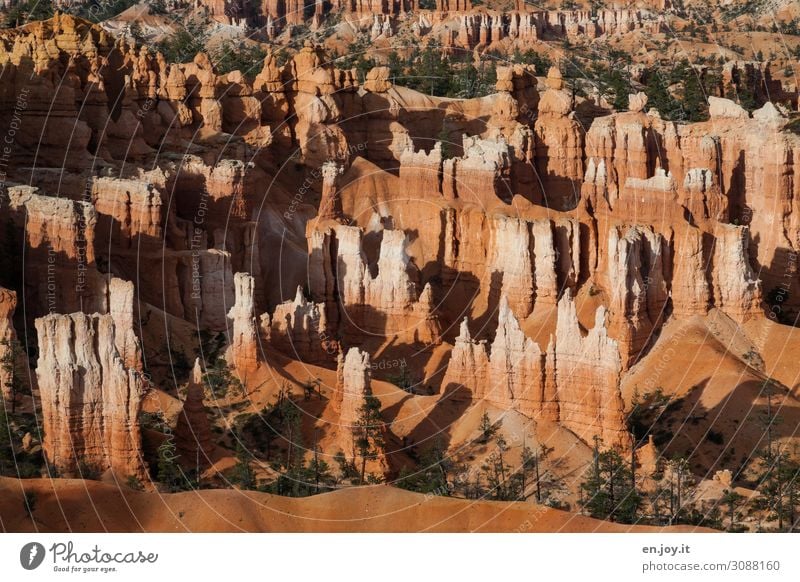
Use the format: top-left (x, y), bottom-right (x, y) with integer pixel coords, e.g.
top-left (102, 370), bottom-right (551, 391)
top-left (353, 394), bottom-right (385, 484)
top-left (755, 449), bottom-right (800, 531)
top-left (721, 489), bottom-right (745, 531)
top-left (157, 434), bottom-right (193, 492)
top-left (580, 447), bottom-right (641, 523)
top-left (231, 442), bottom-right (256, 490)
top-left (478, 412), bottom-right (498, 443)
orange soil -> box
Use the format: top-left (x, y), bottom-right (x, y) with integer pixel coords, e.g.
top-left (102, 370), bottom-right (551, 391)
top-left (0, 477), bottom-right (712, 533)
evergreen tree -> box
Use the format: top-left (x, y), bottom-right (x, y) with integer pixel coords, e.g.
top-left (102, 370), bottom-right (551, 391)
top-left (721, 488), bottom-right (746, 532)
top-left (644, 68), bottom-right (684, 122)
top-left (213, 41), bottom-right (267, 82)
top-left (478, 411), bottom-right (498, 443)
top-left (202, 358), bottom-right (243, 399)
top-left (156, 19), bottom-right (210, 64)
top-left (353, 394), bottom-right (385, 484)
top-left (157, 434), bottom-right (194, 492)
top-left (580, 446), bottom-right (641, 523)
top-left (230, 442), bottom-right (256, 490)
top-left (481, 435), bottom-right (516, 500)
top-left (755, 450), bottom-right (800, 531)
top-left (397, 438), bottom-right (451, 494)
top-left (5, 0), bottom-right (54, 27)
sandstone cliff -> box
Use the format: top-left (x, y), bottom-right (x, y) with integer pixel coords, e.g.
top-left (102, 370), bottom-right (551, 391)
top-left (35, 311), bottom-right (147, 479)
top-left (174, 359), bottom-right (214, 468)
top-left (227, 272), bottom-right (259, 374)
top-left (0, 287), bottom-right (18, 403)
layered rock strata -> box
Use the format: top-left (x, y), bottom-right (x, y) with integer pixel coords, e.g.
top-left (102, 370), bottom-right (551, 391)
top-left (35, 311), bottom-right (147, 478)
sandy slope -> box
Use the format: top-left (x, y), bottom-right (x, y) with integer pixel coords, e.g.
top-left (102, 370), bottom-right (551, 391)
top-left (0, 478), bottom-right (710, 533)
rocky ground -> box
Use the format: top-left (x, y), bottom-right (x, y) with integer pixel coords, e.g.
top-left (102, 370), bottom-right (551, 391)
top-left (0, 2), bottom-right (799, 532)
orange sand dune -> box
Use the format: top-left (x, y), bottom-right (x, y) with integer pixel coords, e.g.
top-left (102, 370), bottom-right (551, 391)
top-left (0, 478), bottom-right (710, 533)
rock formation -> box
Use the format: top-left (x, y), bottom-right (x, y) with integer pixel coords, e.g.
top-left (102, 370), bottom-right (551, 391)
top-left (308, 225), bottom-right (441, 344)
top-left (442, 317), bottom-right (489, 398)
top-left (602, 224), bottom-right (667, 367)
top-left (332, 347), bottom-right (383, 463)
top-left (91, 177), bottom-right (163, 252)
top-left (443, 292), bottom-right (625, 446)
top-left (485, 296), bottom-right (556, 418)
top-left (553, 291), bottom-right (627, 448)
top-left (534, 67), bottom-right (584, 210)
top-left (174, 359), bottom-right (214, 468)
top-left (5, 10), bottom-right (800, 523)
top-left (5, 185), bottom-right (104, 320)
top-left (0, 287), bottom-right (18, 403)
top-left (35, 311), bottom-right (147, 478)
top-left (712, 224), bottom-right (762, 322)
top-left (269, 286), bottom-right (333, 363)
top-left (227, 272), bottom-right (259, 374)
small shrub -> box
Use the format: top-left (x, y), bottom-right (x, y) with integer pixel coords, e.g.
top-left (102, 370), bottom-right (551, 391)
top-left (706, 430), bottom-right (725, 445)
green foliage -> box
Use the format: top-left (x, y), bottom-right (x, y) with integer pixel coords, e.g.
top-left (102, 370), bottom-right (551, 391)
top-left (156, 434), bottom-right (196, 492)
top-left (405, 41), bottom-right (452, 97)
top-left (641, 59), bottom-right (723, 122)
top-left (754, 450), bottom-right (800, 531)
top-left (0, 406), bottom-right (44, 478)
top-left (333, 34), bottom-right (375, 81)
top-left (721, 488), bottom-right (746, 532)
top-left (242, 385), bottom-right (337, 497)
top-left (480, 435), bottom-right (516, 500)
top-left (213, 41), bottom-right (268, 81)
top-left (148, 0), bottom-right (168, 14)
top-left (353, 394), bottom-right (385, 484)
top-left (388, 365), bottom-right (415, 393)
top-left (706, 429), bottom-right (724, 445)
top-left (334, 451), bottom-right (359, 483)
top-left (127, 21), bottom-right (147, 47)
top-left (140, 411), bottom-right (168, 433)
top-left (580, 445), bottom-right (641, 523)
top-left (229, 442), bottom-right (256, 489)
top-left (643, 69), bottom-right (684, 122)
top-left (67, 0), bottom-right (138, 23)
top-left (450, 61), bottom-right (498, 99)
top-left (396, 439), bottom-right (451, 495)
top-left (478, 412), bottom-right (499, 443)
top-left (264, 451), bottom-right (336, 497)
top-left (126, 475), bottom-right (144, 491)
top-left (511, 49), bottom-right (552, 76)
top-left (592, 61), bottom-right (633, 110)
top-left (5, 0), bottom-right (54, 26)
top-left (156, 19), bottom-right (210, 64)
top-left (202, 358), bottom-right (243, 399)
